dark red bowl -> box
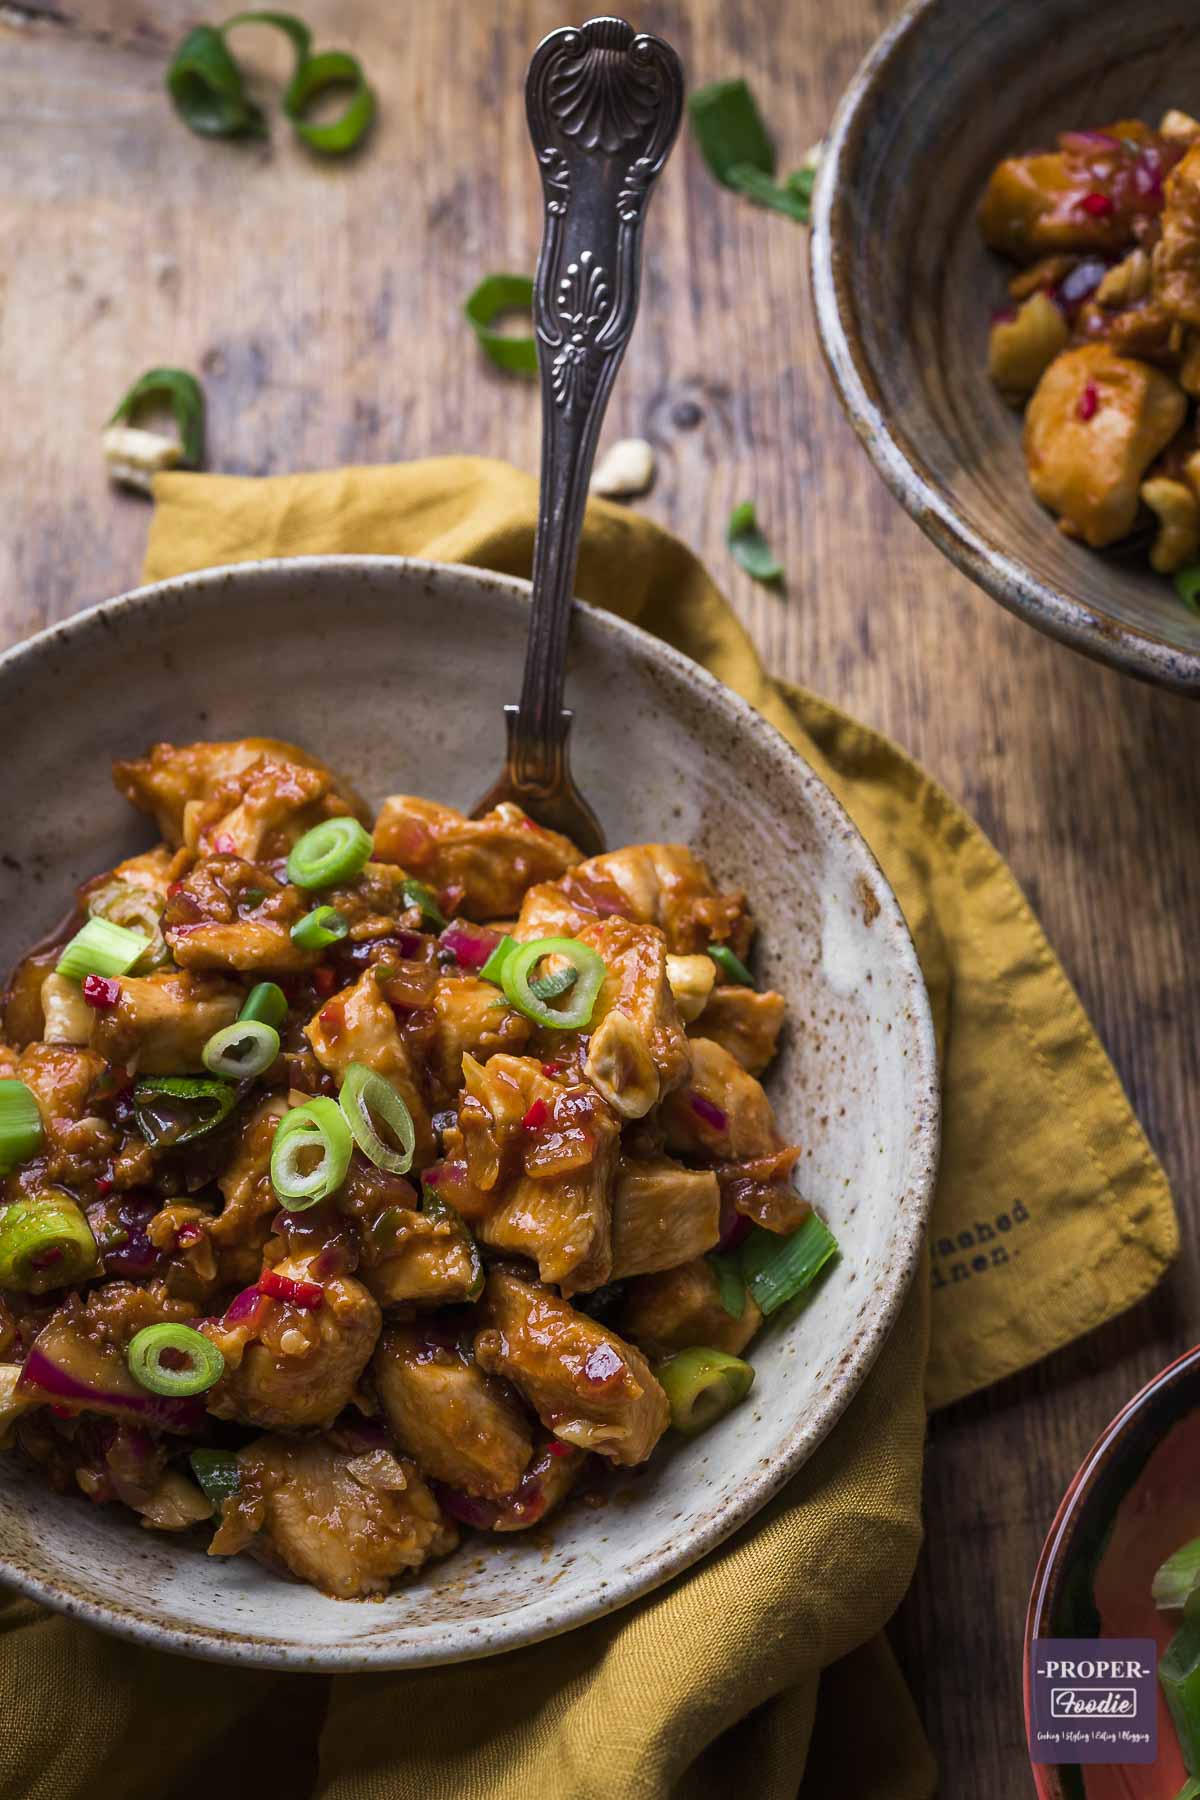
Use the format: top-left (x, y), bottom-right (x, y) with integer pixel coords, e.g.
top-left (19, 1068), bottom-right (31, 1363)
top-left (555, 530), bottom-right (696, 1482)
top-left (1025, 1344), bottom-right (1200, 1798)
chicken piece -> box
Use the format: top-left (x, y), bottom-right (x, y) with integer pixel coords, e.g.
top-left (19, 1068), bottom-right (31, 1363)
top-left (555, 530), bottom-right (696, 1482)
top-left (610, 1155), bottom-right (720, 1279)
top-left (4, 945), bottom-right (60, 1047)
top-left (209, 1094), bottom-right (289, 1288)
top-left (16, 1041), bottom-right (116, 1184)
top-left (621, 1258), bottom-right (763, 1359)
top-left (692, 986), bottom-right (786, 1077)
top-left (305, 968), bottom-right (434, 1164)
top-left (373, 797), bottom-right (580, 920)
top-left (0, 1363), bottom-right (40, 1447)
top-left (1154, 141), bottom-right (1200, 328)
top-left (210, 1431), bottom-right (456, 1599)
top-left (438, 1437), bottom-right (588, 1533)
top-left (462, 1055), bottom-right (619, 1294)
top-left (978, 122), bottom-right (1157, 261)
top-left (576, 918), bottom-right (691, 1121)
top-left (163, 856), bottom-right (315, 973)
top-left (664, 953), bottom-right (716, 1023)
top-left (517, 844), bottom-right (752, 958)
top-left (114, 737), bottom-right (365, 851)
top-left (662, 1037), bottom-right (807, 1232)
top-left (474, 1269), bottom-right (668, 1466)
top-left (39, 973), bottom-right (95, 1047)
top-left (429, 975), bottom-right (531, 1092)
top-left (89, 971), bottom-right (241, 1074)
top-left (987, 291), bottom-right (1069, 400)
top-left (136, 1469), bottom-right (213, 1532)
top-left (202, 1250), bottom-right (381, 1431)
top-left (374, 1324), bottom-right (533, 1500)
top-left (1024, 345), bottom-right (1187, 547)
top-left (360, 1204), bottom-right (481, 1308)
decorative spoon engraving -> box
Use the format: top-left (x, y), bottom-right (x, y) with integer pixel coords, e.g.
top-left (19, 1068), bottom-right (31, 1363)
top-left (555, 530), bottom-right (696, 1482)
top-left (472, 15), bottom-right (684, 855)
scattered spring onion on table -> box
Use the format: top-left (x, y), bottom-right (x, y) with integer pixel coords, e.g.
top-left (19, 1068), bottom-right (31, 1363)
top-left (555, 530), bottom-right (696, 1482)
top-left (56, 917), bottom-right (149, 983)
top-left (464, 273), bottom-right (537, 375)
top-left (339, 1062), bottom-right (415, 1175)
top-left (727, 500), bottom-right (784, 586)
top-left (0, 1193), bottom-right (98, 1293)
top-left (658, 1347), bottom-right (755, 1436)
top-left (688, 77), bottom-right (821, 224)
top-left (290, 904), bottom-right (348, 949)
top-left (127, 1323), bottom-right (224, 1397)
top-left (108, 368), bottom-right (205, 473)
top-left (499, 937), bottom-right (606, 1030)
top-left (167, 11), bottom-right (376, 155)
top-left (0, 1079), bottom-right (44, 1174)
top-left (287, 816), bottom-right (373, 888)
top-left (740, 1212), bottom-right (840, 1316)
top-left (270, 1096), bottom-right (352, 1208)
top-left (708, 943), bottom-right (755, 987)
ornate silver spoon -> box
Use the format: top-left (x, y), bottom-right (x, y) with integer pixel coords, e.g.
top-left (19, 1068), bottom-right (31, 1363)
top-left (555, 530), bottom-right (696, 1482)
top-left (472, 15), bottom-right (684, 856)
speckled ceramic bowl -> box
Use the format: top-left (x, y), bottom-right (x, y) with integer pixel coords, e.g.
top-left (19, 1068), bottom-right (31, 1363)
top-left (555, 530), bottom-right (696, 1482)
top-left (0, 557), bottom-right (938, 1669)
top-left (811, 0), bottom-right (1200, 694)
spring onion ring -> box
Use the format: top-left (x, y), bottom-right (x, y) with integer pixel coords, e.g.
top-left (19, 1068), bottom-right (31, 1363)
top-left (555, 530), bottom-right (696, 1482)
top-left (0, 1192), bottom-right (98, 1294)
top-left (739, 1212), bottom-right (839, 1317)
top-left (290, 904), bottom-right (348, 950)
top-left (478, 935), bottom-right (516, 984)
top-left (0, 1079), bottom-right (44, 1174)
top-left (286, 816), bottom-right (373, 889)
top-left (202, 1018), bottom-right (280, 1080)
top-left (109, 366), bottom-right (206, 469)
top-left (239, 981), bottom-right (288, 1029)
top-left (658, 1347), bottom-right (755, 1436)
top-left (56, 916), bottom-right (149, 983)
top-left (132, 1076), bottom-right (239, 1149)
top-left (338, 1062), bottom-right (415, 1176)
top-left (500, 937), bottom-right (606, 1030)
top-left (128, 1323), bottom-right (225, 1397)
top-left (284, 46), bottom-right (376, 153)
top-left (270, 1095), bottom-right (352, 1208)
top-left (528, 966), bottom-right (578, 1002)
top-left (464, 273), bottom-right (537, 376)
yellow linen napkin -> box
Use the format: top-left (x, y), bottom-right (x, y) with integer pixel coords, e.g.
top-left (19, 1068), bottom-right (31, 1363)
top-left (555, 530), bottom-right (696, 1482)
top-left (0, 456), bottom-right (1175, 1800)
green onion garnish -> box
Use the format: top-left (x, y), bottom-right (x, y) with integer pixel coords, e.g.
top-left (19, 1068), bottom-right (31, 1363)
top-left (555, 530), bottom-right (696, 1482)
top-left (132, 1075), bottom-right (239, 1149)
top-left (338, 1062), bottom-right (415, 1176)
top-left (688, 79), bottom-right (816, 223)
top-left (0, 1080), bottom-right (44, 1174)
top-left (1162, 1613), bottom-right (1200, 1777)
top-left (1156, 1538), bottom-right (1200, 1612)
top-left (56, 916), bottom-right (150, 983)
top-left (658, 1346), bottom-right (754, 1436)
top-left (189, 1447), bottom-right (240, 1510)
top-left (725, 162), bottom-right (812, 222)
top-left (400, 877), bottom-right (446, 930)
top-left (707, 1252), bottom-right (747, 1319)
top-left (202, 1018), bottom-right (280, 1080)
top-left (528, 966), bottom-right (578, 1003)
top-left (0, 1192), bottom-right (98, 1294)
top-left (127, 1323), bottom-right (225, 1398)
top-left (239, 981), bottom-right (288, 1030)
top-left (1175, 564), bottom-right (1200, 615)
top-left (479, 935), bottom-right (516, 985)
top-left (286, 816), bottom-right (373, 889)
top-left (110, 367), bottom-right (205, 470)
top-left (464, 273), bottom-right (537, 376)
top-left (740, 1212), bottom-right (839, 1317)
top-left (708, 944), bottom-right (755, 988)
top-left (290, 904), bottom-right (349, 950)
top-left (421, 1181), bottom-right (484, 1301)
top-left (168, 12), bottom-right (376, 156)
top-left (727, 501), bottom-right (783, 586)
top-left (270, 1095), bottom-right (352, 1209)
top-left (500, 936), bottom-right (606, 1031)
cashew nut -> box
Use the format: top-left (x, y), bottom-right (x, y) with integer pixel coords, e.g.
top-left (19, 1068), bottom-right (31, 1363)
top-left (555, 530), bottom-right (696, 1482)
top-left (1096, 248), bottom-right (1151, 309)
top-left (988, 290), bottom-right (1069, 401)
top-left (1141, 476), bottom-right (1200, 573)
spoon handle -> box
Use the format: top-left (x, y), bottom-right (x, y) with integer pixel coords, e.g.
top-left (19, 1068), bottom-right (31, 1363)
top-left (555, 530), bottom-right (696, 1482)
top-left (511, 17), bottom-right (684, 789)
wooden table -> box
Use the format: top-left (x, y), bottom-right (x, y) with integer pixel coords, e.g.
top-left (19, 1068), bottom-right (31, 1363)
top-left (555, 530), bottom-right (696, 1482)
top-left (4, 0), bottom-right (1198, 1792)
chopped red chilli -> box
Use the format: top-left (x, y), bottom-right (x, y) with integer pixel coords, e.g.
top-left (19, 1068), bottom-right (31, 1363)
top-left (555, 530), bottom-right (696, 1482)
top-left (521, 1098), bottom-right (549, 1132)
top-left (1079, 190), bottom-right (1115, 217)
top-left (82, 975), bottom-right (122, 1009)
top-left (260, 1269), bottom-right (324, 1309)
top-left (1077, 381), bottom-right (1100, 422)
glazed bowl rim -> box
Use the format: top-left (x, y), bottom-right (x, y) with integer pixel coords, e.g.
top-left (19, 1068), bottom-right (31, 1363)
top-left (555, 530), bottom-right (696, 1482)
top-left (809, 0), bottom-right (1200, 696)
top-left (0, 552), bottom-right (940, 1668)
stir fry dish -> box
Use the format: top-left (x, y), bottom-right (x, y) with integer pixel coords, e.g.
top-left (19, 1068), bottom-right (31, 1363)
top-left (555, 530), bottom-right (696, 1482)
top-left (0, 738), bottom-right (837, 1600)
top-left (979, 108), bottom-right (1200, 604)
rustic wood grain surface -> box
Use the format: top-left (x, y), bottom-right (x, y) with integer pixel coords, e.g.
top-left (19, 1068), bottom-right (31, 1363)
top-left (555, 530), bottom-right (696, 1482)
top-left (3, 0), bottom-right (1199, 1792)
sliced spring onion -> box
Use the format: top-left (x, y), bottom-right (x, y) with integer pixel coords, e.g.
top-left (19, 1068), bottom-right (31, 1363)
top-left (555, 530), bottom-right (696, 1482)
top-left (708, 944), bottom-right (754, 988)
top-left (422, 1182), bottom-right (484, 1301)
top-left (167, 23), bottom-right (266, 139)
top-left (528, 966), bottom-right (578, 1003)
top-left (688, 78), bottom-right (775, 189)
top-left (202, 1018), bottom-right (280, 1080)
top-left (239, 981), bottom-right (288, 1030)
top-left (290, 905), bottom-right (348, 950)
top-left (1156, 1539), bottom-right (1200, 1611)
top-left (726, 161), bottom-right (810, 221)
top-left (740, 1212), bottom-right (839, 1316)
top-left (87, 879), bottom-right (168, 969)
top-left (0, 1192), bottom-right (98, 1294)
top-left (284, 46), bottom-right (376, 153)
top-left (500, 937), bottom-right (606, 1031)
top-left (109, 367), bottom-right (205, 470)
top-left (189, 1447), bottom-right (240, 1509)
top-left (338, 1062), bottom-right (415, 1175)
top-left (1162, 1614), bottom-right (1200, 1776)
top-left (707, 1252), bottom-right (747, 1320)
top-left (133, 1075), bottom-right (239, 1149)
top-left (479, 935), bottom-right (516, 985)
top-left (1175, 565), bottom-right (1200, 615)
top-left (128, 1323), bottom-right (225, 1397)
top-left (658, 1346), bottom-right (754, 1436)
top-left (1176, 1781), bottom-right (1200, 1800)
top-left (464, 273), bottom-right (537, 376)
top-left (0, 1079), bottom-right (44, 1174)
top-left (286, 816), bottom-right (373, 889)
top-left (270, 1096), bottom-right (352, 1208)
top-left (728, 501), bottom-right (783, 586)
top-left (400, 877), bottom-right (446, 930)
top-left (56, 916), bottom-right (149, 983)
